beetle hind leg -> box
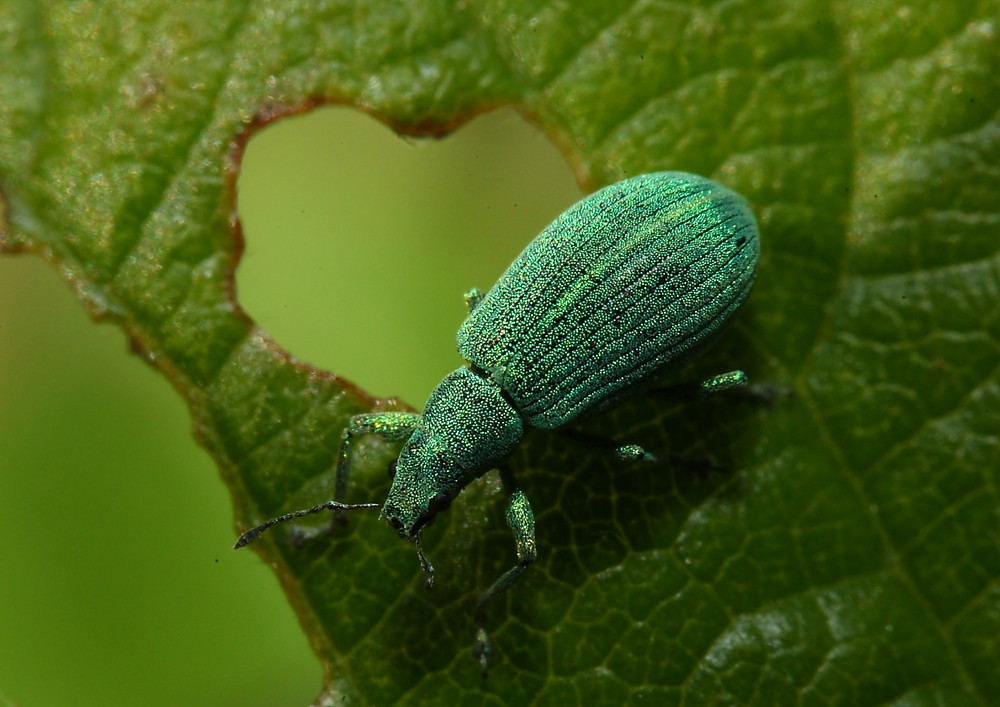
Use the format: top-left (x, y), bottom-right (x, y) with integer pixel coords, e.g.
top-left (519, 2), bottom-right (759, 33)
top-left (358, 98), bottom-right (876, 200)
top-left (650, 369), bottom-right (748, 402)
top-left (555, 429), bottom-right (657, 463)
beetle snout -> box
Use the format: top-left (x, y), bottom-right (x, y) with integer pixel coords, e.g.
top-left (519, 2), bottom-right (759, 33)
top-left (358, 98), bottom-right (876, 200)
top-left (383, 508), bottom-right (405, 534)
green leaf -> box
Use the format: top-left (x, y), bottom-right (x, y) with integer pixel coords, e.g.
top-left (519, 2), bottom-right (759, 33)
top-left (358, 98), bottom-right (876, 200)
top-left (2, 1), bottom-right (998, 705)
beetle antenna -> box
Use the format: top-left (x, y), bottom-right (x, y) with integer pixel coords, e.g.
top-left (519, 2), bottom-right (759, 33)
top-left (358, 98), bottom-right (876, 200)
top-left (414, 533), bottom-right (436, 589)
top-left (234, 500), bottom-right (380, 549)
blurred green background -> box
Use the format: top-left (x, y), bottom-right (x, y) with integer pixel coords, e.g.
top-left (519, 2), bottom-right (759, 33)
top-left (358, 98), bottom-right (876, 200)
top-left (0, 108), bottom-right (579, 706)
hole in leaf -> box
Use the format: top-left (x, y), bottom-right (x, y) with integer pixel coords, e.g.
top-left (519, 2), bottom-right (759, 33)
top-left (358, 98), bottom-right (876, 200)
top-left (237, 107), bottom-right (580, 406)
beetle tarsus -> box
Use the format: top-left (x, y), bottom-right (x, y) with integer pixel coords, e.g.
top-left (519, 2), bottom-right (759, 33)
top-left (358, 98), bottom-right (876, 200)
top-left (414, 533), bottom-right (435, 589)
top-left (473, 627), bottom-right (495, 679)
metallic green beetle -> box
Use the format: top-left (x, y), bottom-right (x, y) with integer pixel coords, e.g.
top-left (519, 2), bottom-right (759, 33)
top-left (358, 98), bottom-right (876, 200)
top-left (236, 171), bottom-right (760, 670)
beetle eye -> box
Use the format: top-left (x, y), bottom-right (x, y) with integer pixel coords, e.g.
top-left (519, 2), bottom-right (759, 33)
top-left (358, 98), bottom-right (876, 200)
top-left (387, 459), bottom-right (397, 480)
top-left (428, 491), bottom-right (452, 515)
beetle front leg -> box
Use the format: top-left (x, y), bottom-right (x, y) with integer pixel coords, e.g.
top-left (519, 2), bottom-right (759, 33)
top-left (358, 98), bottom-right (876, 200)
top-left (473, 468), bottom-right (536, 677)
top-left (236, 412), bottom-right (420, 549)
top-left (333, 412), bottom-right (421, 522)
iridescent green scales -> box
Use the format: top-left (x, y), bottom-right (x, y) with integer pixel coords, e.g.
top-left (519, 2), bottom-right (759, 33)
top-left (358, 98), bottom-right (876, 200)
top-left (236, 171), bottom-right (760, 674)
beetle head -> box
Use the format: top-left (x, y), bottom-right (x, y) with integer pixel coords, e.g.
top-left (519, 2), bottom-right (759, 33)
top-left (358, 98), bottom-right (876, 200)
top-left (379, 429), bottom-right (469, 588)
top-left (380, 431), bottom-right (463, 537)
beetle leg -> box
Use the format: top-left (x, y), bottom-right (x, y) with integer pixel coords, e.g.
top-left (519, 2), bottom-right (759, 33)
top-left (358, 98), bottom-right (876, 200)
top-left (612, 443), bottom-right (656, 461)
top-left (236, 412), bottom-right (419, 548)
top-left (474, 487), bottom-right (536, 613)
top-left (555, 429), bottom-right (656, 462)
top-left (650, 369), bottom-right (748, 402)
top-left (696, 370), bottom-right (748, 396)
top-left (464, 287), bottom-right (486, 313)
top-left (334, 412), bottom-right (421, 523)
top-left (473, 467), bottom-right (536, 676)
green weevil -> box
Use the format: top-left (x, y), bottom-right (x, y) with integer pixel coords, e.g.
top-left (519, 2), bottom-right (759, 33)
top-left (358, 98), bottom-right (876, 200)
top-left (235, 171), bottom-right (760, 672)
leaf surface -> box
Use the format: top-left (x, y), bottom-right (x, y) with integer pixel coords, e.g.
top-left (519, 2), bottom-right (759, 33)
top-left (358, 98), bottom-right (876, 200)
top-left (1, 1), bottom-right (998, 704)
